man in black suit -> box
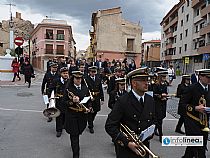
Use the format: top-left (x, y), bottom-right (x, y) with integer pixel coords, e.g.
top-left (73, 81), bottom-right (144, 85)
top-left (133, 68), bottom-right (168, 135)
top-left (107, 67), bottom-right (122, 94)
top-left (50, 67), bottom-right (69, 137)
top-left (191, 70), bottom-right (199, 84)
top-left (105, 67), bottom-right (157, 158)
top-left (41, 62), bottom-right (60, 122)
top-left (181, 69), bottom-right (210, 158)
top-left (63, 71), bottom-right (91, 158)
top-left (85, 66), bottom-right (104, 133)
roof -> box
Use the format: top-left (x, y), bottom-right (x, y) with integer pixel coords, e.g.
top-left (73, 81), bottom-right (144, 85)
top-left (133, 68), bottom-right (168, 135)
top-left (144, 40), bottom-right (161, 43)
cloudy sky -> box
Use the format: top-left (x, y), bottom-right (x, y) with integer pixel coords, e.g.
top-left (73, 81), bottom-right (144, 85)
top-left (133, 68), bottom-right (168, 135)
top-left (0, 0), bottom-right (179, 50)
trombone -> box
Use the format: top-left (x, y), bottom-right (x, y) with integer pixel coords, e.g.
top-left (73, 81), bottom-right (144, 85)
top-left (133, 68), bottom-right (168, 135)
top-left (119, 124), bottom-right (159, 158)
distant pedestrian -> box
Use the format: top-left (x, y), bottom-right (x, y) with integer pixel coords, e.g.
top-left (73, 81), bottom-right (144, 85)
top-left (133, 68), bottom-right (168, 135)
top-left (22, 59), bottom-right (34, 88)
top-left (11, 58), bottom-right (21, 82)
top-left (168, 65), bottom-right (175, 85)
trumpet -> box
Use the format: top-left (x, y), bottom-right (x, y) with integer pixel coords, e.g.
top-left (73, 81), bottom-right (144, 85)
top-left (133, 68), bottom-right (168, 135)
top-left (119, 124), bottom-right (159, 158)
top-left (66, 89), bottom-right (90, 113)
top-left (199, 95), bottom-right (210, 132)
top-left (43, 90), bottom-right (61, 118)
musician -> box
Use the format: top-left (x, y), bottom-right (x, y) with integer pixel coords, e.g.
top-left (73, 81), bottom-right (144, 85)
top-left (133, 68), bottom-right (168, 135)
top-left (50, 67), bottom-right (69, 137)
top-left (105, 67), bottom-right (156, 158)
top-left (41, 62), bottom-right (59, 122)
top-left (107, 67), bottom-right (122, 94)
top-left (108, 78), bottom-right (127, 109)
top-left (153, 69), bottom-right (169, 142)
top-left (175, 75), bottom-right (191, 134)
top-left (181, 69), bottom-right (210, 158)
top-left (85, 66), bottom-right (104, 133)
top-left (63, 71), bottom-right (91, 158)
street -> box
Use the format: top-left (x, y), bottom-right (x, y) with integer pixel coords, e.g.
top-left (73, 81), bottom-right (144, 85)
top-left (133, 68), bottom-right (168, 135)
top-left (0, 75), bottom-right (210, 158)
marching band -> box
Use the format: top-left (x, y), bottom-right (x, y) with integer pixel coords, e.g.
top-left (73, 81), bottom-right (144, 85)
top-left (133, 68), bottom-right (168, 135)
top-left (40, 58), bottom-right (210, 158)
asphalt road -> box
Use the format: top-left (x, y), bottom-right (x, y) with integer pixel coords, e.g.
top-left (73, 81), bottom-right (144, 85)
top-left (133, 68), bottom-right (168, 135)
top-left (0, 75), bottom-right (209, 158)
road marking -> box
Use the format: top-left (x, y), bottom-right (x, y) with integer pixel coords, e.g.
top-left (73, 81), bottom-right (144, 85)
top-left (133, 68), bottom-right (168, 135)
top-left (0, 107), bottom-right (42, 113)
top-left (0, 107), bottom-right (179, 121)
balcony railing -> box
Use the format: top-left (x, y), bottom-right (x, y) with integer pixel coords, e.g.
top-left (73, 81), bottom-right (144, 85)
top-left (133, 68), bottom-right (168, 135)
top-left (192, 0), bottom-right (200, 8)
top-left (201, 4), bottom-right (210, 17)
top-left (56, 50), bottom-right (64, 55)
top-left (56, 34), bottom-right (65, 40)
top-left (200, 23), bottom-right (210, 36)
top-left (44, 34), bottom-right (54, 40)
top-left (166, 32), bottom-right (173, 38)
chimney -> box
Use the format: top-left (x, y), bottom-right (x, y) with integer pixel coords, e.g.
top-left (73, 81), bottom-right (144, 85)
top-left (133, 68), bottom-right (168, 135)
top-left (16, 12), bottom-right (22, 19)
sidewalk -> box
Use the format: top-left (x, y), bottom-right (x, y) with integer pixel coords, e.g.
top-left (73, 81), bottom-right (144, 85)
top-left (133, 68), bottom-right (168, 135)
top-left (0, 70), bottom-right (44, 87)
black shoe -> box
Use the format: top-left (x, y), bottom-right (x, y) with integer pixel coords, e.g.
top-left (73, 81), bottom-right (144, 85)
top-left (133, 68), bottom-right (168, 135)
top-left (159, 136), bottom-right (162, 143)
top-left (12, 80), bottom-right (15, 82)
top-left (175, 129), bottom-right (185, 134)
top-left (47, 117), bottom-right (52, 122)
top-left (89, 128), bottom-right (94, 134)
top-left (28, 83), bottom-right (31, 88)
top-left (56, 132), bottom-right (62, 137)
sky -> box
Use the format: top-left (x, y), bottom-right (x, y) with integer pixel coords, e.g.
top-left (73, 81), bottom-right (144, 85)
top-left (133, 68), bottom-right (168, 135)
top-left (0, 0), bottom-right (179, 50)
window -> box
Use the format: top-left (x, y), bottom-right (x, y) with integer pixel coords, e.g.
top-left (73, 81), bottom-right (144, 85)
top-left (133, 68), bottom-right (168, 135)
top-left (200, 22), bottom-right (205, 29)
top-left (196, 9), bottom-right (199, 16)
top-left (186, 14), bottom-right (189, 22)
top-left (187, 0), bottom-right (189, 7)
top-left (56, 45), bottom-right (64, 55)
top-left (174, 36), bottom-right (177, 43)
top-left (179, 47), bottom-right (182, 54)
top-left (127, 39), bottom-right (134, 51)
top-left (180, 33), bottom-right (183, 40)
top-left (185, 29), bottom-right (188, 37)
top-left (182, 6), bottom-right (184, 13)
top-left (45, 29), bottom-right (53, 39)
top-left (173, 48), bottom-right (176, 55)
top-left (184, 44), bottom-right (187, 51)
top-left (45, 44), bottom-right (53, 54)
top-left (181, 20), bottom-right (183, 26)
top-left (57, 30), bottom-right (64, 40)
top-left (195, 25), bottom-right (199, 33)
top-left (174, 26), bottom-right (177, 32)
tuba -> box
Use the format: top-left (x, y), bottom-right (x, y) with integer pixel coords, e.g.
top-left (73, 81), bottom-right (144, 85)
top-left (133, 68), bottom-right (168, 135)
top-left (119, 124), bottom-right (159, 158)
top-left (43, 90), bottom-right (61, 118)
top-left (66, 89), bottom-right (90, 113)
top-left (199, 95), bottom-right (210, 132)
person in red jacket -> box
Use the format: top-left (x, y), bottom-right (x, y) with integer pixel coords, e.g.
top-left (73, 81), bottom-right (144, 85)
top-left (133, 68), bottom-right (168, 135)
top-left (11, 58), bottom-right (21, 82)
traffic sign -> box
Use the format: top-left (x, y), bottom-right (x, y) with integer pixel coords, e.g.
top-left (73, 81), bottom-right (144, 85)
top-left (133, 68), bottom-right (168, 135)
top-left (203, 54), bottom-right (209, 61)
top-left (14, 37), bottom-right (24, 46)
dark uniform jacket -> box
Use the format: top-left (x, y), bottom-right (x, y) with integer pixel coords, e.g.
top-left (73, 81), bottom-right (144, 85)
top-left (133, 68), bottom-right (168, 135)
top-left (105, 91), bottom-right (156, 158)
top-left (107, 75), bottom-right (118, 94)
top-left (63, 82), bottom-right (91, 135)
top-left (108, 90), bottom-right (127, 109)
top-left (41, 72), bottom-right (59, 96)
top-left (153, 82), bottom-right (168, 120)
top-left (180, 82), bottom-right (210, 136)
top-left (50, 78), bottom-right (68, 113)
top-left (176, 83), bottom-right (189, 116)
top-left (85, 75), bottom-right (104, 112)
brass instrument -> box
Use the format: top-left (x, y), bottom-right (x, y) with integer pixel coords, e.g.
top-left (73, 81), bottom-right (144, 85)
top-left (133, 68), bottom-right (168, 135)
top-left (83, 78), bottom-right (94, 100)
top-left (43, 90), bottom-right (61, 118)
top-left (119, 124), bottom-right (159, 158)
top-left (66, 89), bottom-right (90, 113)
top-left (199, 95), bottom-right (210, 132)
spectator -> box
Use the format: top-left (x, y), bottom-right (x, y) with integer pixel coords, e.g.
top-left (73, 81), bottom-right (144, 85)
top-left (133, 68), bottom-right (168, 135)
top-left (168, 65), bottom-right (175, 85)
top-left (11, 58), bottom-right (21, 82)
top-left (22, 59), bottom-right (34, 88)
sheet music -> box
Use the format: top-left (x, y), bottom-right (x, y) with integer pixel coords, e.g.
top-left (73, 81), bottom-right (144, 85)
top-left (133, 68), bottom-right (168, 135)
top-left (204, 107), bottom-right (210, 113)
top-left (80, 96), bottom-right (91, 104)
top-left (139, 124), bottom-right (155, 142)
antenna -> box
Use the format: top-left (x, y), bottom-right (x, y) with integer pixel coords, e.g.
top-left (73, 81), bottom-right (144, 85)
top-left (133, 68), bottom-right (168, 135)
top-left (4, 2), bottom-right (16, 21)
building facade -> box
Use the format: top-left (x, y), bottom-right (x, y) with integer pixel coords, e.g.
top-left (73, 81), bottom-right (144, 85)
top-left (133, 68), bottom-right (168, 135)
top-left (89, 7), bottom-right (142, 65)
top-left (30, 19), bottom-right (76, 71)
top-left (160, 0), bottom-right (210, 74)
top-left (142, 40), bottom-right (161, 67)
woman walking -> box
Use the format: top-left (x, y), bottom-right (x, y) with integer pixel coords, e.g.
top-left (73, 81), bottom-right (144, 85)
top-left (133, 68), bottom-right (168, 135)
top-left (22, 59), bottom-right (34, 88)
top-left (11, 58), bottom-right (21, 82)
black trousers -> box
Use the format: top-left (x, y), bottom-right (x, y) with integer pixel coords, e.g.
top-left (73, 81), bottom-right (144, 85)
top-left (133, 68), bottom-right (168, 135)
top-left (56, 112), bottom-right (65, 132)
top-left (87, 112), bottom-right (97, 129)
top-left (155, 119), bottom-right (163, 136)
top-left (70, 134), bottom-right (80, 158)
top-left (176, 115), bottom-right (184, 130)
top-left (12, 72), bottom-right (20, 81)
top-left (182, 146), bottom-right (206, 158)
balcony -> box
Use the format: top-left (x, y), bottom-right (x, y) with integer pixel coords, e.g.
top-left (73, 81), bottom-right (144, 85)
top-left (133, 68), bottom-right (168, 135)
top-left (56, 50), bottom-right (65, 55)
top-left (164, 55), bottom-right (172, 61)
top-left (201, 4), bottom-right (210, 17)
top-left (166, 43), bottom-right (173, 49)
top-left (198, 43), bottom-right (210, 54)
top-left (200, 23), bottom-right (210, 35)
top-left (45, 49), bottom-right (54, 54)
top-left (166, 32), bottom-right (173, 38)
top-left (192, 0), bottom-right (201, 8)
top-left (44, 34), bottom-right (54, 40)
top-left (163, 17), bottom-right (178, 32)
top-left (56, 34), bottom-right (65, 40)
